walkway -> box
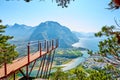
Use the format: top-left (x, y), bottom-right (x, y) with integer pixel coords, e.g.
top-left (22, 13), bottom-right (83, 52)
top-left (0, 39), bottom-right (58, 79)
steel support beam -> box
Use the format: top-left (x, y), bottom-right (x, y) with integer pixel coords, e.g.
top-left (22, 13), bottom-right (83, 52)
top-left (42, 54), bottom-right (48, 78)
top-left (19, 69), bottom-right (26, 77)
top-left (38, 40), bottom-right (40, 51)
top-left (13, 72), bottom-right (15, 80)
top-left (40, 43), bottom-right (42, 56)
top-left (36, 55), bottom-right (45, 78)
top-left (36, 58), bottom-right (43, 78)
top-left (40, 54), bottom-right (47, 78)
top-left (44, 52), bottom-right (52, 78)
top-left (26, 65), bottom-right (29, 79)
top-left (47, 50), bottom-right (56, 78)
top-left (29, 60), bottom-right (36, 75)
top-left (26, 42), bottom-right (30, 79)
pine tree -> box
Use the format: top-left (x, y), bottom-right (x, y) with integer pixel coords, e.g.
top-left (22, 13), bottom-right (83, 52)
top-left (0, 22), bottom-right (18, 66)
top-left (95, 25), bottom-right (120, 63)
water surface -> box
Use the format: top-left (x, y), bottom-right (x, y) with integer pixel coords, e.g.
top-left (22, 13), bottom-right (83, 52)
top-left (72, 37), bottom-right (105, 52)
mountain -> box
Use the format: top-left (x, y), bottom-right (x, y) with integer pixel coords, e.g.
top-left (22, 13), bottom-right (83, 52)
top-left (29, 21), bottom-right (79, 48)
top-left (5, 21), bottom-right (79, 48)
top-left (73, 31), bottom-right (95, 38)
top-left (5, 23), bottom-right (35, 41)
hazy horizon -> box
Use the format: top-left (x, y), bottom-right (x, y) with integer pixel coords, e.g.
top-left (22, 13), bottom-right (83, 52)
top-left (5, 21), bottom-right (99, 33)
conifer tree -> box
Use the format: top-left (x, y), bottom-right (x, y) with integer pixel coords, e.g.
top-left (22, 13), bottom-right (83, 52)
top-left (94, 25), bottom-right (120, 64)
top-left (0, 21), bottom-right (18, 66)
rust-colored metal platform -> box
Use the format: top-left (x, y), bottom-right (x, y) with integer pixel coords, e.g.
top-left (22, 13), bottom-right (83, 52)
top-left (0, 39), bottom-right (58, 80)
top-left (0, 51), bottom-right (46, 78)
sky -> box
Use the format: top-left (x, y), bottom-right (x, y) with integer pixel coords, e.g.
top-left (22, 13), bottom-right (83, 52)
top-left (0, 0), bottom-right (120, 32)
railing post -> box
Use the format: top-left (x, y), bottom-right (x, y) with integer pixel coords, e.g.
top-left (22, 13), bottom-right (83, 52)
top-left (4, 61), bottom-right (7, 77)
top-left (56, 39), bottom-right (58, 48)
top-left (26, 42), bottom-right (30, 79)
top-left (47, 41), bottom-right (49, 53)
top-left (44, 40), bottom-right (46, 50)
top-left (52, 40), bottom-right (54, 50)
top-left (49, 40), bottom-right (51, 49)
top-left (40, 42), bottom-right (42, 56)
top-left (27, 42), bottom-right (30, 63)
top-left (13, 72), bottom-right (15, 80)
top-left (38, 40), bottom-right (40, 51)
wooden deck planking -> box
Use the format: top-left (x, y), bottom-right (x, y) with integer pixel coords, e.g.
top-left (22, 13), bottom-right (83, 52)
top-left (0, 51), bottom-right (47, 78)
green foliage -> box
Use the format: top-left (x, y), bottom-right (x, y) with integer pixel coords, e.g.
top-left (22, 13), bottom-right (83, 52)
top-left (95, 25), bottom-right (120, 60)
top-left (94, 58), bottom-right (104, 62)
top-left (104, 64), bottom-right (120, 77)
top-left (54, 48), bottom-right (83, 65)
top-left (95, 25), bottom-right (116, 37)
top-left (73, 66), bottom-right (87, 80)
top-left (88, 25), bottom-right (120, 61)
top-left (56, 48), bottom-right (83, 58)
top-left (0, 24), bottom-right (18, 65)
top-left (50, 67), bottom-right (68, 80)
top-left (86, 25), bottom-right (120, 79)
top-left (87, 50), bottom-right (93, 56)
top-left (0, 20), bottom-right (1, 22)
top-left (24, 0), bottom-right (31, 2)
top-left (50, 66), bottom-right (113, 80)
top-left (88, 69), bottom-right (112, 80)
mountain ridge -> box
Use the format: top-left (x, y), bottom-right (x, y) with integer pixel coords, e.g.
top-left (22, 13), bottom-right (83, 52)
top-left (5, 21), bottom-right (79, 48)
top-left (5, 23), bottom-right (35, 41)
top-left (29, 21), bottom-right (79, 48)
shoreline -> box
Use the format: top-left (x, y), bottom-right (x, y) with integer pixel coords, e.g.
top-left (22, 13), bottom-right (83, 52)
top-left (54, 51), bottom-right (89, 71)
